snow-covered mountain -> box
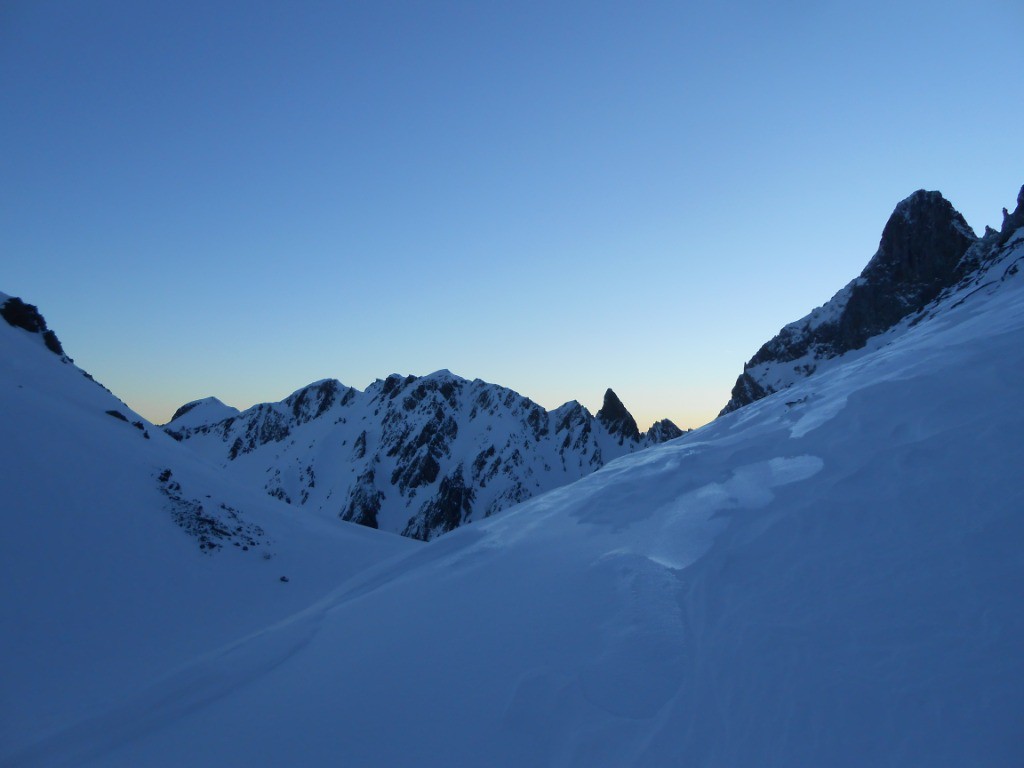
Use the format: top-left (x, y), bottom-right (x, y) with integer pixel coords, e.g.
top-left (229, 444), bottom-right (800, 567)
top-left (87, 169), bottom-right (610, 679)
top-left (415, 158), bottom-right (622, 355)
top-left (720, 185), bottom-right (1024, 414)
top-left (165, 373), bottom-right (683, 540)
top-left (5, 185), bottom-right (1021, 766)
top-left (166, 396), bottom-right (240, 430)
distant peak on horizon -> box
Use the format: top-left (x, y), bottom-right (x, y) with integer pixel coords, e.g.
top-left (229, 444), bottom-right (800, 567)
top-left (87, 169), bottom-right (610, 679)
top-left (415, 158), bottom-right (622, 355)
top-left (167, 396), bottom-right (240, 426)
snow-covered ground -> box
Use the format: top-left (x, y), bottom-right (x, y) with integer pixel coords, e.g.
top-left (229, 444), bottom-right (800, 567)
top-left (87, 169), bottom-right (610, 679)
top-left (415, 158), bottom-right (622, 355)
top-left (0, 316), bottom-right (416, 762)
top-left (3, 228), bottom-right (1022, 765)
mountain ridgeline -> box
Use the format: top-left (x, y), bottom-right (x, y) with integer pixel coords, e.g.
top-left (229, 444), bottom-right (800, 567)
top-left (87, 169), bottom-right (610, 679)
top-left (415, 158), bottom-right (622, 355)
top-left (167, 374), bottom-right (684, 541)
top-left (721, 184), bottom-right (1024, 414)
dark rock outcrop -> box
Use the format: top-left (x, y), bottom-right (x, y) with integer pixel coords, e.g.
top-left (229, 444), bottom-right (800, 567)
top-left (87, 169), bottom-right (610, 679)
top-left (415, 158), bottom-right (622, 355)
top-left (1, 296), bottom-right (67, 357)
top-left (721, 189), bottom-right (979, 415)
top-left (596, 389), bottom-right (641, 444)
top-left (645, 418), bottom-right (686, 443)
top-left (997, 185), bottom-right (1024, 246)
top-left (341, 468), bottom-right (385, 529)
top-left (403, 465), bottom-right (476, 540)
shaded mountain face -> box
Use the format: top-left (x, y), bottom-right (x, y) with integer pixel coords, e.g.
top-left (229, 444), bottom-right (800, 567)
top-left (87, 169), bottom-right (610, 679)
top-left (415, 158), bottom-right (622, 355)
top-left (169, 373), bottom-right (684, 541)
top-left (720, 185), bottom-right (1023, 414)
top-left (596, 388), bottom-right (641, 444)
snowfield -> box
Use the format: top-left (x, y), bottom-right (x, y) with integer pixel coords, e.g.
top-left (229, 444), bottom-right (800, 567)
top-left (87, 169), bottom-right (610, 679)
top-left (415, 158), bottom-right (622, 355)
top-left (2, 223), bottom-right (1023, 766)
top-left (0, 310), bottom-right (417, 762)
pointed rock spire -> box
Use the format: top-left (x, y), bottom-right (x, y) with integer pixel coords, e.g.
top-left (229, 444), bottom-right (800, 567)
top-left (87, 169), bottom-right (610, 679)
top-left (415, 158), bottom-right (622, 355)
top-left (596, 388), bottom-right (640, 443)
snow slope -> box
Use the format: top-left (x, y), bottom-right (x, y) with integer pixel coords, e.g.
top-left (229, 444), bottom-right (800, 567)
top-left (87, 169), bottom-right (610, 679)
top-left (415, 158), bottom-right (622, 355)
top-left (8, 211), bottom-right (1022, 766)
top-left (0, 302), bottom-right (416, 761)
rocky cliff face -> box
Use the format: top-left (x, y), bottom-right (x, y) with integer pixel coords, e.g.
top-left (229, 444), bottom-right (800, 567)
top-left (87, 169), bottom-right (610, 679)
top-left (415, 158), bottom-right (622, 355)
top-left (169, 370), bottom-right (684, 541)
top-left (595, 388), bottom-right (642, 444)
top-left (721, 185), bottom-right (1023, 415)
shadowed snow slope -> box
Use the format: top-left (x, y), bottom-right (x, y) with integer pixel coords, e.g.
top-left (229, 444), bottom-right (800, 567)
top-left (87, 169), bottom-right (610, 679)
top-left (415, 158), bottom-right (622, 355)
top-left (0, 306), bottom-right (416, 763)
top-left (7, 226), bottom-right (1023, 766)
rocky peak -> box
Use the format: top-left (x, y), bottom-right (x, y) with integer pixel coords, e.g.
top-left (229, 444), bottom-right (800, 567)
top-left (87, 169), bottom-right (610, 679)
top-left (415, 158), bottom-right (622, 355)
top-left (720, 187), bottom-right (985, 416)
top-left (596, 388), bottom-right (640, 444)
top-left (284, 379), bottom-right (353, 424)
top-left (645, 418), bottom-right (685, 444)
top-left (863, 189), bottom-right (976, 288)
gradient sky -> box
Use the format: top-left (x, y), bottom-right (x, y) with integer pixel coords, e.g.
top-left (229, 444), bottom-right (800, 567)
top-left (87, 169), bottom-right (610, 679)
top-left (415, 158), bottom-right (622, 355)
top-left (3, 0), bottom-right (1022, 430)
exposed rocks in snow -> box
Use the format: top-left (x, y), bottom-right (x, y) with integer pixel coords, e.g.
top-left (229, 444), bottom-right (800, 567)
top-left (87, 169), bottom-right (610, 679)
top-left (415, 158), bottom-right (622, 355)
top-left (402, 464), bottom-right (475, 540)
top-left (157, 468), bottom-right (267, 554)
top-left (645, 418), bottom-right (687, 443)
top-left (104, 409), bottom-right (150, 438)
top-left (0, 296), bottom-right (67, 358)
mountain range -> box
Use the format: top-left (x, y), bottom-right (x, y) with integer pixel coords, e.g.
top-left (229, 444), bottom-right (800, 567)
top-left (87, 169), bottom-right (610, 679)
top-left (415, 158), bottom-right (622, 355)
top-left (163, 371), bottom-right (683, 541)
top-left (2, 182), bottom-right (1022, 766)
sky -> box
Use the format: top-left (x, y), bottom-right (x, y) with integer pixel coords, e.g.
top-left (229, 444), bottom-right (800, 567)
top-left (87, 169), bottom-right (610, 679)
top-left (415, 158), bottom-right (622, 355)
top-left (2, 0), bottom-right (1022, 430)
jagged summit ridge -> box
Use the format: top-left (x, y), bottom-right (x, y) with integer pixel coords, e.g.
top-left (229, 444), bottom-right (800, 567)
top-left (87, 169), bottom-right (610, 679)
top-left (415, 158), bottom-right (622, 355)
top-left (721, 184), bottom-right (1023, 415)
top-left (170, 370), bottom-right (684, 541)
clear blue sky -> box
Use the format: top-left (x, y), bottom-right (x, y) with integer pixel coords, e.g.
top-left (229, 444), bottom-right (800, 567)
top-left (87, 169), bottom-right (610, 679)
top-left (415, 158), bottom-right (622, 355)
top-left (3, 0), bottom-right (1021, 429)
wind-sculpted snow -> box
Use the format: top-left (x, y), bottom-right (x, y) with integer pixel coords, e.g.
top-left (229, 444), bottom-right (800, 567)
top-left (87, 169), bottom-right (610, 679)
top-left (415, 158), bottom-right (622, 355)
top-left (12, 224), bottom-right (1023, 766)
